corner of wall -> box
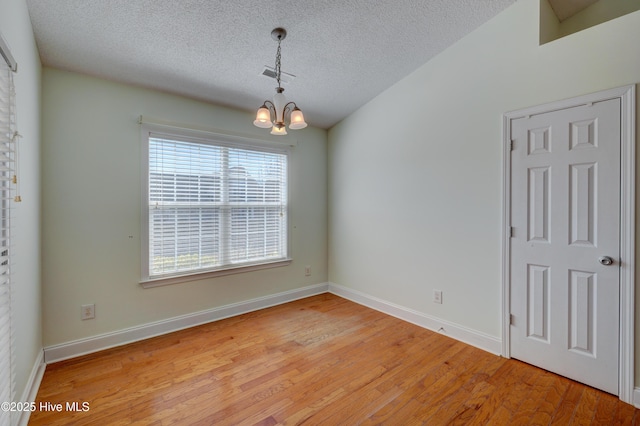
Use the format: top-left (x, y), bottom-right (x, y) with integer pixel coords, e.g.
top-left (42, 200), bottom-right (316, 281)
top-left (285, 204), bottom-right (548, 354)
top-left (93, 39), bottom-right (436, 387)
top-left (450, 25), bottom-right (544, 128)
top-left (539, 0), bottom-right (561, 45)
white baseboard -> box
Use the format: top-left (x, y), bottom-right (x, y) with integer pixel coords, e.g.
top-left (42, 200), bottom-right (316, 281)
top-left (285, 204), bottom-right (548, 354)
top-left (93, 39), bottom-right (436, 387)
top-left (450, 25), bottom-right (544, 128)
top-left (44, 283), bottom-right (329, 364)
top-left (633, 387), bottom-right (640, 408)
top-left (17, 349), bottom-right (46, 426)
top-left (44, 281), bottom-right (502, 364)
top-left (328, 282), bottom-right (502, 355)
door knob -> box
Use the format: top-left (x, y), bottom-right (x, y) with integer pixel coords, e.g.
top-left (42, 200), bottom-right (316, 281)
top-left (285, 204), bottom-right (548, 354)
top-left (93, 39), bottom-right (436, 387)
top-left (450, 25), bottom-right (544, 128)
top-left (598, 256), bottom-right (614, 266)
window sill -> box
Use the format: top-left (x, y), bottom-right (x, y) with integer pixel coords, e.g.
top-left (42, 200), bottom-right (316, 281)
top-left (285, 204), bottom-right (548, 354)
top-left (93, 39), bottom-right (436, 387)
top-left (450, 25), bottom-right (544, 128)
top-left (140, 258), bottom-right (292, 289)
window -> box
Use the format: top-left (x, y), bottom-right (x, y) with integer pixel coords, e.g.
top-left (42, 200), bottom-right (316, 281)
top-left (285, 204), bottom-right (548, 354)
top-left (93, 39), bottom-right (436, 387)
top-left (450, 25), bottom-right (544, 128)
top-left (141, 126), bottom-right (289, 285)
top-left (0, 41), bottom-right (16, 426)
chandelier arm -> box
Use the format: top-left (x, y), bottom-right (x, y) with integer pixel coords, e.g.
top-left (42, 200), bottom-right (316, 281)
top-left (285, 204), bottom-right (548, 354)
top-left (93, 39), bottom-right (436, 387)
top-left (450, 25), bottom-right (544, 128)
top-left (282, 101), bottom-right (298, 118)
top-left (263, 100), bottom-right (277, 122)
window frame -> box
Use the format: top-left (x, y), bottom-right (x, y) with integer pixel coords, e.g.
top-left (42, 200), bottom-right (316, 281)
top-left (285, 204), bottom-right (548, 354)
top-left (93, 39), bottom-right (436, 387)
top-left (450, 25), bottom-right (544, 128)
top-left (0, 44), bottom-right (16, 426)
top-left (140, 122), bottom-right (292, 288)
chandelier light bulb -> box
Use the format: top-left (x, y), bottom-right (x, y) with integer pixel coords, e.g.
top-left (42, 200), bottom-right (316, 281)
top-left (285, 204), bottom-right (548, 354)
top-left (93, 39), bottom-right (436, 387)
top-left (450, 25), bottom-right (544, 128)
top-left (253, 106), bottom-right (272, 128)
top-left (289, 107), bottom-right (307, 130)
top-left (270, 124), bottom-right (288, 135)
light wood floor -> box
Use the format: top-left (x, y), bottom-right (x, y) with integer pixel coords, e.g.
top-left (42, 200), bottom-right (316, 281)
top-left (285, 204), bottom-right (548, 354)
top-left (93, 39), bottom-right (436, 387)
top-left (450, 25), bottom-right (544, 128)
top-left (29, 294), bottom-right (638, 425)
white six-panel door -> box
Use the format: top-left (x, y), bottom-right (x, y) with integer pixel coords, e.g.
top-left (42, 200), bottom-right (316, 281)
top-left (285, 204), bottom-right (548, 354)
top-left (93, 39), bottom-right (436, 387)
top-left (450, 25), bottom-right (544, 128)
top-left (509, 99), bottom-right (621, 395)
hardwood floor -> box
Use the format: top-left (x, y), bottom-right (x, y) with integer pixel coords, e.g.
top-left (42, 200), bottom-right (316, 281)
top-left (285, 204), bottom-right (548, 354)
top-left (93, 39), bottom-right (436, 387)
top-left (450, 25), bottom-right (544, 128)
top-left (29, 294), bottom-right (638, 425)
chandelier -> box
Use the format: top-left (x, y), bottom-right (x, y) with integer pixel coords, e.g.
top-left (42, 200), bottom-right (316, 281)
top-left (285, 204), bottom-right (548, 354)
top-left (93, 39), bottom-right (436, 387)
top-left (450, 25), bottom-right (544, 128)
top-left (253, 28), bottom-right (307, 135)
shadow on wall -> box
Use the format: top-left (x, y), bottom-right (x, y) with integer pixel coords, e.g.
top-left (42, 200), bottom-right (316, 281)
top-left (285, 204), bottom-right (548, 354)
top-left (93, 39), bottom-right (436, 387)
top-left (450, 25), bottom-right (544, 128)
top-left (540, 0), bottom-right (640, 45)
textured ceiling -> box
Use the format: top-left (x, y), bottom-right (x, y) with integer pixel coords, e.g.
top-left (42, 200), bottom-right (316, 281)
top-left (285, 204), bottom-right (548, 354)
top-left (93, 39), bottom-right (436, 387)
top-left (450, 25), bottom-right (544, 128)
top-left (26, 0), bottom-right (517, 129)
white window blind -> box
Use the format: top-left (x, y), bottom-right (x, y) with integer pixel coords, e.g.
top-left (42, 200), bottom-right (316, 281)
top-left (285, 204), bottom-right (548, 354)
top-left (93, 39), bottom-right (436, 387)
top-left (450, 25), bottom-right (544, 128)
top-left (143, 131), bottom-right (288, 282)
top-left (0, 55), bottom-right (16, 426)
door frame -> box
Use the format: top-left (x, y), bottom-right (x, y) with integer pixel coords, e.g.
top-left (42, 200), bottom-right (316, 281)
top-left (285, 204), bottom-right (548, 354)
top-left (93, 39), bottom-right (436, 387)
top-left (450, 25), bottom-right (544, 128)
top-left (501, 85), bottom-right (636, 403)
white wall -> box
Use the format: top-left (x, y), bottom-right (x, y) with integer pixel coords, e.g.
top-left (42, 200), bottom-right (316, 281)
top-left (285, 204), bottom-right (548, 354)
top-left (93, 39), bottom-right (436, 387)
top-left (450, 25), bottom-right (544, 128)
top-left (0, 0), bottom-right (42, 400)
top-left (41, 68), bottom-right (327, 347)
top-left (328, 0), bottom-right (640, 377)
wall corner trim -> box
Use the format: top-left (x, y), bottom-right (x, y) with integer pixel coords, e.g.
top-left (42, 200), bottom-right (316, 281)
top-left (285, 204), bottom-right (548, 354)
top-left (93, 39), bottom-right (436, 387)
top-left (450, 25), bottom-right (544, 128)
top-left (328, 282), bottom-right (502, 355)
top-left (44, 283), bottom-right (329, 364)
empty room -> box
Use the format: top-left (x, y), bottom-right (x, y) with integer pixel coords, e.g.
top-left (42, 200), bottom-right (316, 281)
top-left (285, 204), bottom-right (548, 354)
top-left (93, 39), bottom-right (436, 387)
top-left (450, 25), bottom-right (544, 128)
top-left (1, 0), bottom-right (640, 424)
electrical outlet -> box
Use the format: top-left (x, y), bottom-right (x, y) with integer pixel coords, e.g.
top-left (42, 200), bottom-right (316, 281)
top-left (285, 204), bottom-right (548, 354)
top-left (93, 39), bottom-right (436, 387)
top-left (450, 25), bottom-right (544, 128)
top-left (433, 290), bottom-right (443, 304)
top-left (81, 304), bottom-right (95, 320)
top-left (304, 265), bottom-right (311, 276)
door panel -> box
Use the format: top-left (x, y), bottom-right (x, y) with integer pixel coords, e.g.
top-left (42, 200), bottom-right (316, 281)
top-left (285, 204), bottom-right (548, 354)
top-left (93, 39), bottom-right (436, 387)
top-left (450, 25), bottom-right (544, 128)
top-left (510, 99), bottom-right (620, 395)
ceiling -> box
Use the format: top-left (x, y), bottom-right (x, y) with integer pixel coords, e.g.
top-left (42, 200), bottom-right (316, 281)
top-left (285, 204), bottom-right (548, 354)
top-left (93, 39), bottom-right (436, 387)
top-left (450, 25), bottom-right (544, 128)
top-left (26, 0), bottom-right (522, 129)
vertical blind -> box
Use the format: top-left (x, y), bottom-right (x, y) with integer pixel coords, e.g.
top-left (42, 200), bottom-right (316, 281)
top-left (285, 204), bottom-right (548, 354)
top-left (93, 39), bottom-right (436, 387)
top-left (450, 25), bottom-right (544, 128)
top-left (147, 133), bottom-right (288, 279)
top-left (0, 56), bottom-right (16, 426)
